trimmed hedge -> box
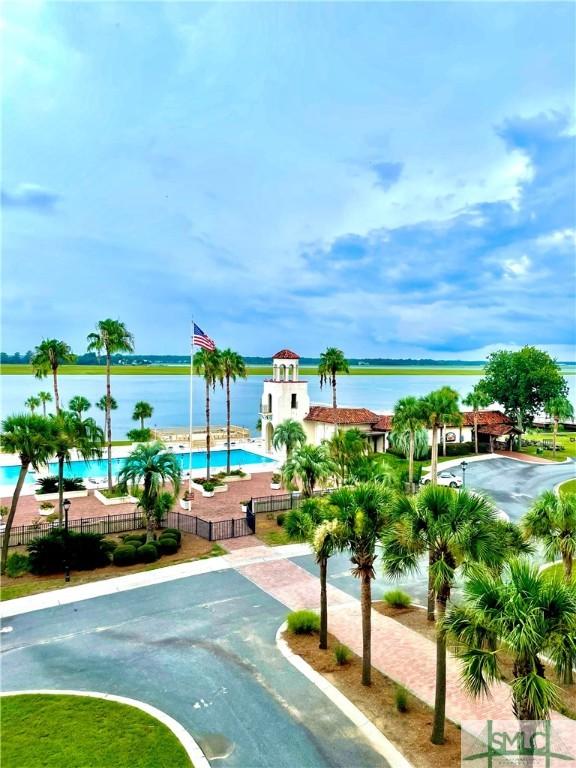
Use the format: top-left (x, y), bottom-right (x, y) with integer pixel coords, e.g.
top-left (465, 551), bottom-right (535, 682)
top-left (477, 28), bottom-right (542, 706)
top-left (286, 610), bottom-right (320, 635)
top-left (28, 531), bottom-right (111, 575)
top-left (113, 545), bottom-right (137, 566)
top-left (122, 533), bottom-right (147, 545)
top-left (383, 590), bottom-right (412, 608)
top-left (136, 544), bottom-right (159, 563)
top-left (161, 528), bottom-right (181, 544)
top-left (157, 537), bottom-right (179, 555)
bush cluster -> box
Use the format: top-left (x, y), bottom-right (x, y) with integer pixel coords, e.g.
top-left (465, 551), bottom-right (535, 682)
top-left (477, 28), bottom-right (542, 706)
top-left (383, 590), bottom-right (412, 609)
top-left (394, 684), bottom-right (410, 713)
top-left (27, 531), bottom-right (111, 574)
top-left (287, 610), bottom-right (320, 635)
top-left (334, 643), bottom-right (352, 666)
top-left (113, 545), bottom-right (136, 566)
top-left (276, 513), bottom-right (286, 527)
top-left (126, 428), bottom-right (153, 442)
top-left (36, 476), bottom-right (86, 494)
top-left (5, 552), bottom-right (30, 578)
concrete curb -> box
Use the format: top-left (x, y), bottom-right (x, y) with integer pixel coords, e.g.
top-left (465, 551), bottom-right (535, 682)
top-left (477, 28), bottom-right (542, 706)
top-left (422, 454), bottom-right (497, 473)
top-left (275, 622), bottom-right (413, 768)
top-left (554, 478), bottom-right (575, 497)
top-left (0, 689), bottom-right (210, 768)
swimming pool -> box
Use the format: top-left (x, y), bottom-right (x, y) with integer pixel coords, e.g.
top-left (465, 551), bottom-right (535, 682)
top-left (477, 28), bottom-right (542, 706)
top-left (0, 448), bottom-right (274, 486)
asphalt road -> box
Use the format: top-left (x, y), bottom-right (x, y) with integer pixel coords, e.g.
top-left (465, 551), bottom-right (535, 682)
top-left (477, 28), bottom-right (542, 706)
top-left (1, 569), bottom-right (385, 768)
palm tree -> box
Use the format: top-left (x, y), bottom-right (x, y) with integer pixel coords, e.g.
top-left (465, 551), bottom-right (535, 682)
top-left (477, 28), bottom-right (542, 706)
top-left (281, 443), bottom-right (335, 498)
top-left (463, 383), bottom-right (492, 455)
top-left (325, 428), bottom-right (369, 486)
top-left (132, 401), bottom-right (154, 430)
top-left (219, 349), bottom-right (247, 475)
top-left (284, 497), bottom-right (338, 649)
top-left (381, 485), bottom-right (508, 744)
top-left (51, 411), bottom-right (104, 524)
top-left (193, 348), bottom-right (222, 480)
top-left (118, 443), bottom-right (181, 541)
top-left (38, 391), bottom-right (53, 417)
top-left (0, 414), bottom-right (56, 573)
top-left (96, 395), bottom-right (117, 432)
top-left (545, 395), bottom-right (575, 454)
top-left (31, 339), bottom-right (76, 413)
top-left (330, 482), bottom-right (394, 685)
top-left (272, 419), bottom-right (306, 460)
top-left (391, 396), bottom-right (427, 487)
top-left (444, 559), bottom-right (576, 718)
top-left (69, 395), bottom-right (91, 420)
top-left (318, 347), bottom-right (349, 408)
top-left (523, 490), bottom-right (576, 584)
top-left (24, 396), bottom-right (41, 414)
top-left (87, 319), bottom-right (135, 489)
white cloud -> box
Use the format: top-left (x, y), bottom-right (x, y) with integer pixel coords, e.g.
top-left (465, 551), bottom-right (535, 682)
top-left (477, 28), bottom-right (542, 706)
top-left (502, 254), bottom-right (531, 278)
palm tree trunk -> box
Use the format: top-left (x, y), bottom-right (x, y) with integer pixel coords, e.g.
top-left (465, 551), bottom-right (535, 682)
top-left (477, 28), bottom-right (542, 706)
top-left (1, 462), bottom-right (28, 574)
top-left (319, 556), bottom-right (328, 650)
top-left (553, 417), bottom-right (558, 454)
top-left (146, 511), bottom-right (155, 543)
top-left (427, 549), bottom-right (435, 622)
top-left (361, 571), bottom-right (372, 686)
top-left (430, 426), bottom-right (438, 484)
top-left (206, 379), bottom-right (211, 480)
top-left (431, 585), bottom-right (449, 744)
top-left (332, 373), bottom-right (337, 408)
top-left (141, 416), bottom-right (144, 430)
top-left (52, 367), bottom-right (60, 413)
top-left (474, 410), bottom-right (479, 454)
top-left (42, 402), bottom-right (47, 417)
top-left (442, 425), bottom-right (446, 457)
top-left (226, 375), bottom-right (231, 476)
top-left (58, 455), bottom-right (64, 526)
top-left (408, 431), bottom-right (414, 488)
top-left (106, 352), bottom-right (113, 489)
top-left (563, 550), bottom-right (573, 585)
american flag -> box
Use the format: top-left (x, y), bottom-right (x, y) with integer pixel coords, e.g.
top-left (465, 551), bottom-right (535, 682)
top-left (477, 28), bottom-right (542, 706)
top-left (192, 323), bottom-right (216, 351)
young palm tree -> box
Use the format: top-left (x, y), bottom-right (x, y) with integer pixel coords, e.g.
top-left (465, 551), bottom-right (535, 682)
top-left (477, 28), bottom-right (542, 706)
top-left (463, 383), bottom-right (492, 455)
top-left (193, 348), bottom-right (222, 480)
top-left (392, 396), bottom-right (427, 487)
top-left (382, 485), bottom-right (509, 744)
top-left (87, 319), bottom-right (135, 489)
top-left (522, 490), bottom-right (576, 584)
top-left (0, 414), bottom-right (56, 573)
top-left (50, 411), bottom-right (104, 524)
top-left (444, 559), bottom-right (576, 717)
top-left (325, 428), bottom-right (369, 486)
top-left (132, 401), bottom-right (154, 430)
top-left (281, 443), bottom-right (335, 497)
top-left (24, 396), bottom-right (41, 414)
top-left (330, 482), bottom-right (395, 685)
top-left (545, 395), bottom-right (575, 454)
top-left (38, 391), bottom-right (53, 417)
top-left (96, 395), bottom-right (118, 432)
top-left (118, 443), bottom-right (181, 541)
top-left (31, 339), bottom-right (76, 413)
top-left (272, 419), bottom-right (306, 460)
top-left (69, 395), bottom-right (91, 420)
top-left (219, 349), bottom-right (247, 475)
top-left (318, 347), bottom-right (349, 408)
top-left (284, 497), bottom-right (338, 649)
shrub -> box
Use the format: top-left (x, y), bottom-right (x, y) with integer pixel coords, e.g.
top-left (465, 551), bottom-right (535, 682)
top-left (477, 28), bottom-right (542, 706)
top-left (229, 469), bottom-right (246, 477)
top-left (203, 482), bottom-right (215, 493)
top-left (287, 610), bottom-right (320, 635)
top-left (383, 590), bottom-right (412, 609)
top-left (126, 428), bottom-right (152, 442)
top-left (5, 552), bottom-right (30, 578)
top-left (36, 476), bottom-right (86, 493)
top-left (122, 533), bottom-right (146, 545)
top-left (27, 531), bottom-right (110, 574)
top-left (136, 544), bottom-right (159, 563)
top-left (101, 539), bottom-right (118, 554)
top-left (334, 643), bottom-right (352, 666)
top-left (271, 473), bottom-right (281, 484)
top-left (113, 545), bottom-right (137, 566)
top-left (161, 528), bottom-right (181, 543)
top-left (276, 513), bottom-right (286, 527)
top-left (0, 505), bottom-right (9, 518)
top-left (157, 537), bottom-right (179, 555)
top-left (394, 685), bottom-right (409, 713)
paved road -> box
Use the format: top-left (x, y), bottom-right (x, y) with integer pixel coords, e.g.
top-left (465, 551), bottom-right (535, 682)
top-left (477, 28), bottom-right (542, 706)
top-left (1, 569), bottom-right (385, 768)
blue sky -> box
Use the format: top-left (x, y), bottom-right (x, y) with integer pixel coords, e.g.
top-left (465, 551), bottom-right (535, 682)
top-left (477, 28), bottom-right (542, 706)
top-left (2, 1), bottom-right (575, 360)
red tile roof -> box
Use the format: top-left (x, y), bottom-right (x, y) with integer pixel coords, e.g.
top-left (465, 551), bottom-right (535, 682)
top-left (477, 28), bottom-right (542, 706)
top-left (478, 424), bottom-right (520, 436)
top-left (304, 406), bottom-right (380, 425)
top-left (462, 410), bottom-right (513, 427)
top-left (273, 349), bottom-right (300, 360)
top-left (372, 415), bottom-right (393, 431)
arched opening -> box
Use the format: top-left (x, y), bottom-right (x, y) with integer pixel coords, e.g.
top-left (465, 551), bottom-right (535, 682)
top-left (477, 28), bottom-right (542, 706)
top-left (266, 422), bottom-right (274, 452)
top-left (267, 393), bottom-right (272, 413)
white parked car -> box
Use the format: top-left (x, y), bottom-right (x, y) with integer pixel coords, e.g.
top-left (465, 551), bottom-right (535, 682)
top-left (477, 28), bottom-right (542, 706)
top-left (420, 470), bottom-right (463, 488)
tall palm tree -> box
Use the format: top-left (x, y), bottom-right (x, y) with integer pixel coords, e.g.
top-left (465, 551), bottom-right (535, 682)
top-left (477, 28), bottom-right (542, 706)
top-left (545, 395), bottom-right (575, 454)
top-left (392, 396), bottom-right (427, 487)
top-left (330, 482), bottom-right (394, 685)
top-left (219, 349), bottom-right (247, 475)
top-left (87, 319), bottom-right (135, 489)
top-left (284, 497), bottom-right (337, 649)
top-left (193, 348), bottom-right (222, 480)
top-left (50, 411), bottom-right (104, 524)
top-left (318, 347), bottom-right (349, 408)
top-left (444, 559), bottom-right (576, 718)
top-left (325, 428), bottom-right (369, 486)
top-left (381, 485), bottom-right (509, 744)
top-left (463, 383), bottom-right (492, 455)
top-left (38, 391), bottom-right (53, 417)
top-left (0, 414), bottom-right (56, 573)
top-left (31, 339), bottom-right (76, 413)
top-left (24, 396), bottom-right (41, 414)
top-left (523, 490), bottom-right (576, 584)
top-left (281, 443), bottom-right (335, 498)
top-left (272, 419), bottom-right (306, 460)
top-left (118, 443), bottom-right (181, 542)
top-left (96, 395), bottom-right (117, 432)
top-left (132, 401), bottom-right (154, 430)
top-left (69, 395), bottom-right (91, 420)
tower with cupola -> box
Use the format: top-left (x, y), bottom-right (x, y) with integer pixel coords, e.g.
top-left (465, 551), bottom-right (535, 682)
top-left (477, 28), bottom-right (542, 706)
top-left (260, 350), bottom-right (310, 453)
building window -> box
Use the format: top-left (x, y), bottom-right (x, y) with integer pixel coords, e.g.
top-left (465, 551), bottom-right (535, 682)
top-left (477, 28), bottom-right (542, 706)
top-left (291, 394), bottom-right (297, 409)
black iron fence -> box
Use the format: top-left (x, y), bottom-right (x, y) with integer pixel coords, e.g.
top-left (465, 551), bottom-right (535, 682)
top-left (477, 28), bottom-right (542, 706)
top-left (251, 488), bottom-right (334, 514)
top-left (165, 510), bottom-right (254, 541)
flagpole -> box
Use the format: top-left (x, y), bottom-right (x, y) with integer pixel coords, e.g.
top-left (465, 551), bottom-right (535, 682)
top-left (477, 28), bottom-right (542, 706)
top-left (189, 320), bottom-right (194, 497)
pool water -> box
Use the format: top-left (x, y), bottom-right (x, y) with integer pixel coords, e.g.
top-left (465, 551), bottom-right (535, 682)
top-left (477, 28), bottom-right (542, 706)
top-left (0, 448), bottom-right (273, 486)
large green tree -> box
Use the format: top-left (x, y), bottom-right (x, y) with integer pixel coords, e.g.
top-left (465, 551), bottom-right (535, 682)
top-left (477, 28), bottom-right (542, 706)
top-left (69, 396), bottom-right (91, 420)
top-left (0, 414), bottom-right (56, 573)
top-left (193, 348), bottom-right (222, 480)
top-left (523, 490), bottom-right (576, 585)
top-left (272, 419), bottom-right (306, 459)
top-left (31, 339), bottom-right (76, 413)
top-left (281, 443), bottom-right (335, 498)
top-left (132, 401), bottom-right (154, 430)
top-left (325, 428), bottom-right (369, 486)
top-left (118, 443), bottom-right (181, 541)
top-left (391, 396), bottom-right (427, 486)
top-left (87, 319), bottom-right (135, 488)
top-left (545, 395), bottom-right (574, 454)
top-left (318, 347), bottom-right (349, 408)
top-left (480, 346), bottom-right (568, 434)
top-left (444, 559), bottom-right (576, 718)
top-left (219, 349), bottom-right (247, 475)
top-left (462, 383), bottom-right (492, 455)
top-left (37, 391), bottom-right (53, 417)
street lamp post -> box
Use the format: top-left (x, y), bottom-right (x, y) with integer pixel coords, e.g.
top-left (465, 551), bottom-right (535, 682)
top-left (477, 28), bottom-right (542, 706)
top-left (63, 498), bottom-right (71, 583)
top-left (460, 460), bottom-right (468, 489)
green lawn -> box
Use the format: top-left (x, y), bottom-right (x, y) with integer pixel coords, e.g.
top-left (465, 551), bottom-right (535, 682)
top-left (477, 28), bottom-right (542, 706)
top-left (520, 430), bottom-right (576, 462)
top-left (541, 562), bottom-right (575, 584)
top-left (1, 694), bottom-right (193, 768)
top-left (559, 479), bottom-right (576, 497)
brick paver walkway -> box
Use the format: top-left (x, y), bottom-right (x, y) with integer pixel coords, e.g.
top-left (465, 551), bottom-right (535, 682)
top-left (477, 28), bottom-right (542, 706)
top-left (494, 450), bottom-right (559, 465)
